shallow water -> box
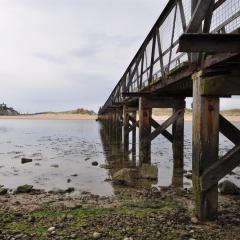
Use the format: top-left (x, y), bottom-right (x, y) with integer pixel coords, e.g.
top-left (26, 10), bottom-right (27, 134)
top-left (0, 119), bottom-right (239, 195)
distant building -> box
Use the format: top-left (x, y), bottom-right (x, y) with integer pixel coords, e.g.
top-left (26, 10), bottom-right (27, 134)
top-left (0, 102), bottom-right (7, 110)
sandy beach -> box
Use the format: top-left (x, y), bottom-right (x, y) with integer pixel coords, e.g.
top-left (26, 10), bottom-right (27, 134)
top-left (0, 113), bottom-right (97, 120)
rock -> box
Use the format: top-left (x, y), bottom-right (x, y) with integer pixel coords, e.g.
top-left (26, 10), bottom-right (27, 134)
top-left (138, 164), bottom-right (158, 180)
top-left (184, 173), bottom-right (192, 179)
top-left (0, 187), bottom-right (8, 195)
top-left (28, 216), bottom-right (36, 223)
top-left (14, 184), bottom-right (33, 194)
top-left (219, 180), bottom-right (240, 195)
top-left (113, 168), bottom-right (136, 186)
top-left (64, 187), bottom-right (75, 193)
top-left (91, 161), bottom-right (98, 166)
top-left (21, 158), bottom-right (32, 164)
top-left (67, 179), bottom-right (71, 183)
top-left (50, 164), bottom-right (59, 168)
top-left (123, 238), bottom-right (133, 240)
top-left (48, 226), bottom-right (55, 232)
top-left (191, 216), bottom-right (198, 224)
top-left (99, 164), bottom-right (111, 169)
top-left (71, 174), bottom-right (78, 177)
top-left (93, 232), bottom-right (101, 239)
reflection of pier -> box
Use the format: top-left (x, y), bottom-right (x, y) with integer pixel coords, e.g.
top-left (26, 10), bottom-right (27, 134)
top-left (98, 0), bottom-right (240, 221)
top-left (99, 120), bottom-right (158, 189)
top-left (99, 119), bottom-right (183, 190)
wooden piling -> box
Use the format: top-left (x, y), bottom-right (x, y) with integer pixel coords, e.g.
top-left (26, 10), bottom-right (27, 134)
top-left (139, 97), bottom-right (152, 164)
top-left (192, 71), bottom-right (219, 220)
top-left (123, 105), bottom-right (129, 152)
top-left (172, 105), bottom-right (185, 187)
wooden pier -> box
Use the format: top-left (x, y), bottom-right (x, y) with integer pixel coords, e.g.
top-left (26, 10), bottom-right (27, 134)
top-left (98, 0), bottom-right (240, 221)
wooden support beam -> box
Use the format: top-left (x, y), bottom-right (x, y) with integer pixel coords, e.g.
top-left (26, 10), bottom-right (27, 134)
top-left (138, 97), bottom-right (186, 109)
top-left (198, 72), bottom-right (240, 96)
top-left (150, 118), bottom-right (173, 142)
top-left (139, 97), bottom-right (152, 164)
top-left (122, 92), bottom-right (151, 97)
top-left (149, 110), bottom-right (181, 141)
top-left (192, 71), bottom-right (219, 221)
top-left (219, 114), bottom-right (240, 145)
top-left (178, 34), bottom-right (240, 53)
top-left (172, 107), bottom-right (184, 188)
top-left (201, 143), bottom-right (240, 192)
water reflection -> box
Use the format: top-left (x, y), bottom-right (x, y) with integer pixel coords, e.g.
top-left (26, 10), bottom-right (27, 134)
top-left (99, 121), bottom-right (162, 189)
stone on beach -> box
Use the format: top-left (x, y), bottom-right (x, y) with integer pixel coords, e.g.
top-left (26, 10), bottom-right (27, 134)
top-left (14, 184), bottom-right (33, 194)
top-left (21, 158), bottom-right (32, 164)
top-left (138, 164), bottom-right (158, 180)
top-left (219, 180), bottom-right (240, 195)
top-left (91, 161), bottom-right (98, 166)
top-left (50, 164), bottom-right (59, 168)
top-left (113, 168), bottom-right (136, 186)
top-left (0, 187), bottom-right (8, 195)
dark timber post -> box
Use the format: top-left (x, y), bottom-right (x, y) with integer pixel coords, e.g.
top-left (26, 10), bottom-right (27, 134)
top-left (192, 71), bottom-right (219, 221)
top-left (172, 103), bottom-right (185, 187)
top-left (131, 111), bottom-right (137, 163)
top-left (139, 97), bottom-right (152, 164)
top-left (123, 105), bottom-right (129, 152)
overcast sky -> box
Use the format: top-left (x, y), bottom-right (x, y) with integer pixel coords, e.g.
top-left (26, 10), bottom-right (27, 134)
top-left (0, 0), bottom-right (239, 113)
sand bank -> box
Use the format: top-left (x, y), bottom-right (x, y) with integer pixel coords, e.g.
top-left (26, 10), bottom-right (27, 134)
top-left (0, 113), bottom-right (97, 120)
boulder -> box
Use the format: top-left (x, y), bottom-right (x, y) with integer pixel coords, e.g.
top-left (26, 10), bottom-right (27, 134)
top-left (113, 168), bottom-right (136, 186)
top-left (138, 164), bottom-right (158, 180)
top-left (15, 184), bottom-right (33, 194)
top-left (0, 187), bottom-right (8, 195)
top-left (219, 180), bottom-right (240, 195)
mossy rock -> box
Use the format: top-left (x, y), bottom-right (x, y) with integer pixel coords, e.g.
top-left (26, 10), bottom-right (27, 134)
top-left (15, 184), bottom-right (33, 194)
top-left (0, 187), bottom-right (8, 195)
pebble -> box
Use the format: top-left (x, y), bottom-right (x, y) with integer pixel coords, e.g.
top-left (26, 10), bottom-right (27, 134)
top-left (93, 232), bottom-right (101, 239)
top-left (48, 226), bottom-right (55, 232)
top-left (191, 217), bottom-right (198, 224)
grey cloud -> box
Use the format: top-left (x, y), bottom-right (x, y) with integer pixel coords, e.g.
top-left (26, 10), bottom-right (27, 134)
top-left (32, 53), bottom-right (66, 65)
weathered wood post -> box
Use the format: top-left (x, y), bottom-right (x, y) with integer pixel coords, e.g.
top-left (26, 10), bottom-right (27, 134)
top-left (123, 105), bottom-right (129, 152)
top-left (192, 71), bottom-right (219, 220)
top-left (172, 102), bottom-right (185, 187)
top-left (131, 111), bottom-right (137, 163)
top-left (139, 97), bottom-right (152, 164)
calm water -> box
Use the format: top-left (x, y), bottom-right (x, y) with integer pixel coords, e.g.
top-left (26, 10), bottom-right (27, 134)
top-left (0, 119), bottom-right (239, 195)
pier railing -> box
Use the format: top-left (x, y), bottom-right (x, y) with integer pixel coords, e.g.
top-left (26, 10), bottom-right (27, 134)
top-left (99, 0), bottom-right (240, 114)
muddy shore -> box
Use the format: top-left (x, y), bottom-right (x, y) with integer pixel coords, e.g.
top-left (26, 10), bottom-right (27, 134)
top-left (0, 186), bottom-right (239, 240)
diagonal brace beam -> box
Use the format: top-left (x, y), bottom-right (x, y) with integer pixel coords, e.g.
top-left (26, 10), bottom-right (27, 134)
top-left (201, 143), bottom-right (240, 192)
top-left (187, 0), bottom-right (214, 33)
top-left (149, 110), bottom-right (181, 141)
top-left (219, 114), bottom-right (240, 145)
top-left (150, 118), bottom-right (173, 142)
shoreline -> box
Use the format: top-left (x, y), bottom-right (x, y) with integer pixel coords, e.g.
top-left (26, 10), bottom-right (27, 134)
top-left (0, 113), bottom-right (239, 122)
top-left (0, 113), bottom-right (97, 120)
